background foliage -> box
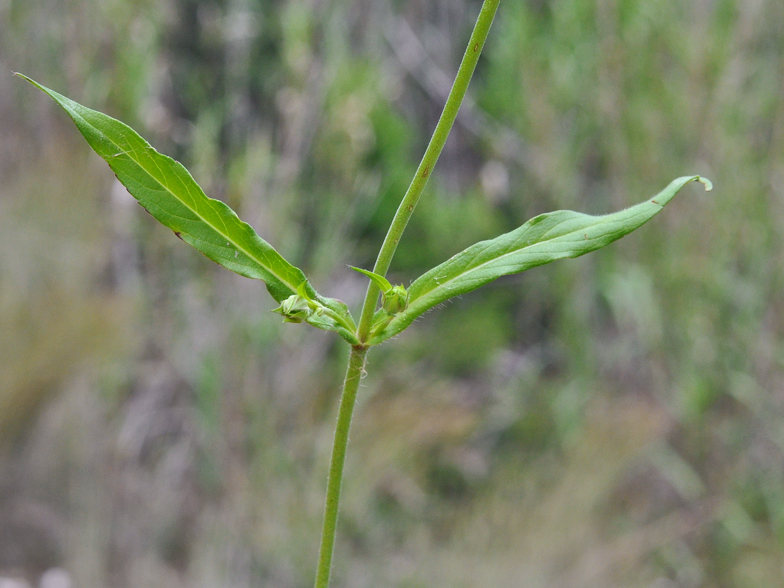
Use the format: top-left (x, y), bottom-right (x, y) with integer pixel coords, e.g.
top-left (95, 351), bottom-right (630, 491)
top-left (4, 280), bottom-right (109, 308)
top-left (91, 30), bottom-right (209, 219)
top-left (1, 0), bottom-right (783, 586)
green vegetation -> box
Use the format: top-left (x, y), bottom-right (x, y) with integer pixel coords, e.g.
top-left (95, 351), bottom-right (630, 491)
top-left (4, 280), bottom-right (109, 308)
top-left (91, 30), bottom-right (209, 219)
top-left (16, 1), bottom-right (710, 584)
top-left (2, 0), bottom-right (783, 586)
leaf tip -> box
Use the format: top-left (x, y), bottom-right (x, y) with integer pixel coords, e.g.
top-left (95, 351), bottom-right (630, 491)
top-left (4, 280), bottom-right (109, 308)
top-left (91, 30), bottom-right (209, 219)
top-left (13, 72), bottom-right (36, 85)
top-left (13, 73), bottom-right (53, 97)
top-left (697, 176), bottom-right (713, 192)
top-left (350, 266), bottom-right (393, 293)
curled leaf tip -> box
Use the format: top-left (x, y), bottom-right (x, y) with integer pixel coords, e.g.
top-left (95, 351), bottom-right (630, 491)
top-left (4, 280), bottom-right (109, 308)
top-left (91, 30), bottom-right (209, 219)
top-left (697, 176), bottom-right (713, 192)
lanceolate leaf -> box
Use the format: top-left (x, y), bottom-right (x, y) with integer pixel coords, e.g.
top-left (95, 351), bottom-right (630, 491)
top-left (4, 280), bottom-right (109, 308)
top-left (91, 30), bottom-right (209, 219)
top-left (350, 266), bottom-right (393, 293)
top-left (18, 74), bottom-right (358, 344)
top-left (369, 176), bottom-right (712, 346)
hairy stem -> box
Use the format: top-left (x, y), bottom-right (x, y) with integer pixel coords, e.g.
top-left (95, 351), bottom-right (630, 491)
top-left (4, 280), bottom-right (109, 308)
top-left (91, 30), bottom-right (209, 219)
top-left (357, 0), bottom-right (501, 341)
top-left (313, 345), bottom-right (368, 588)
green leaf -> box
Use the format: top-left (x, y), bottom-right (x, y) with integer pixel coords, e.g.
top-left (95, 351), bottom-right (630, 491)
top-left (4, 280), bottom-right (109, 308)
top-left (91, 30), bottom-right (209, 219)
top-left (17, 74), bottom-right (359, 345)
top-left (350, 266), bottom-right (393, 293)
top-left (368, 176), bottom-right (712, 345)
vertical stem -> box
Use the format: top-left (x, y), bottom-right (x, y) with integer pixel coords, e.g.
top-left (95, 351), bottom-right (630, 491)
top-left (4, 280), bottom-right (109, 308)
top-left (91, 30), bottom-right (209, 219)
top-left (357, 0), bottom-right (501, 341)
top-left (313, 2), bottom-right (500, 587)
top-left (313, 345), bottom-right (368, 588)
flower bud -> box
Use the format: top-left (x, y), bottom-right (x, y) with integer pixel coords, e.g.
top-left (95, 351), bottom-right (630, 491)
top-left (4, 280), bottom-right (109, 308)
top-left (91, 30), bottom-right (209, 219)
top-left (382, 284), bottom-right (409, 314)
top-left (272, 294), bottom-right (311, 323)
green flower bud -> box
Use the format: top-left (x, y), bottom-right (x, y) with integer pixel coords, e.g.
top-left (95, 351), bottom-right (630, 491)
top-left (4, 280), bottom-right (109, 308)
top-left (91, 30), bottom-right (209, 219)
top-left (272, 294), bottom-right (311, 323)
top-left (382, 284), bottom-right (409, 314)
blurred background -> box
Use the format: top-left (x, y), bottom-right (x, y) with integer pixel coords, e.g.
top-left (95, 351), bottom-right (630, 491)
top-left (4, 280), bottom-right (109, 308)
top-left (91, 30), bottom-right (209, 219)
top-left (1, 0), bottom-right (783, 586)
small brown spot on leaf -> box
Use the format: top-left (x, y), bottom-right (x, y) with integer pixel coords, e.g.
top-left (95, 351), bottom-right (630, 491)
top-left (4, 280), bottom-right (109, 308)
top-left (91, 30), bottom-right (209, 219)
top-left (407, 205), bottom-right (414, 212)
top-left (473, 43), bottom-right (479, 52)
top-left (422, 166), bottom-right (429, 178)
top-left (174, 231), bottom-right (183, 241)
top-left (652, 199), bottom-right (660, 205)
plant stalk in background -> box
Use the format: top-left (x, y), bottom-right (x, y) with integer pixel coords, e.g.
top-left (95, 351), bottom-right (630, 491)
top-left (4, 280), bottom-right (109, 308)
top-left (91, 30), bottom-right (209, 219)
top-left (16, 0), bottom-right (711, 585)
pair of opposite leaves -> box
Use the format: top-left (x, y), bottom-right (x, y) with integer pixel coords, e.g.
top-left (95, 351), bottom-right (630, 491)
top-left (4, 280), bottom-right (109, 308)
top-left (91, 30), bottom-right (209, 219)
top-left (18, 74), bottom-right (711, 347)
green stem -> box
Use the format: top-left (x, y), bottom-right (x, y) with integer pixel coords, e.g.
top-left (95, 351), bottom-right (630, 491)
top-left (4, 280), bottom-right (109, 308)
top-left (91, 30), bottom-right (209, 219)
top-left (313, 345), bottom-right (368, 588)
top-left (357, 0), bottom-right (501, 342)
top-left (313, 3), bottom-right (500, 586)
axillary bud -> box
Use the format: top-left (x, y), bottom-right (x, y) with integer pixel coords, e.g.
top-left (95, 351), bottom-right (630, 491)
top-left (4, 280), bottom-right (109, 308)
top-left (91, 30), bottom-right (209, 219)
top-left (382, 284), bottom-right (409, 314)
top-left (272, 294), bottom-right (311, 323)
top-left (273, 283), bottom-right (324, 323)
